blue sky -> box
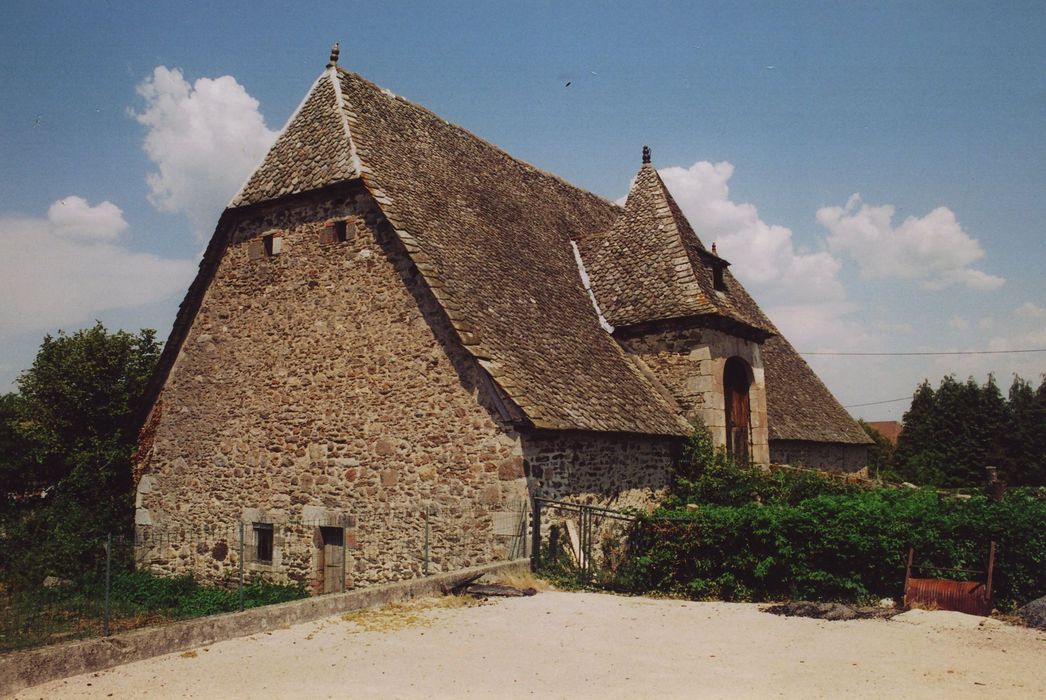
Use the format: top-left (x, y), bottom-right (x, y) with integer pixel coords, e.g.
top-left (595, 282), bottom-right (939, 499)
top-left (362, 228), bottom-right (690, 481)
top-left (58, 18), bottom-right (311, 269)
top-left (1, 1), bottom-right (1044, 420)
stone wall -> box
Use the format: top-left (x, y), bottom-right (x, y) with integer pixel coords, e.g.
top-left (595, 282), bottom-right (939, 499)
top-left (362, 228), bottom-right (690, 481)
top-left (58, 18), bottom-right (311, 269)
top-left (769, 440), bottom-right (869, 473)
top-left (135, 185), bottom-right (529, 589)
top-left (523, 431), bottom-right (681, 511)
top-left (617, 327), bottom-right (769, 465)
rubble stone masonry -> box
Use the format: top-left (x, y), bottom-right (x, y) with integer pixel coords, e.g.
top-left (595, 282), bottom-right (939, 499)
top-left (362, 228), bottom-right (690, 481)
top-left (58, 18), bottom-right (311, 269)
top-left (134, 186), bottom-right (682, 591)
top-left (617, 327), bottom-right (770, 466)
top-left (135, 187), bottom-right (532, 589)
top-left (524, 432), bottom-right (679, 511)
top-left (769, 440), bottom-right (868, 473)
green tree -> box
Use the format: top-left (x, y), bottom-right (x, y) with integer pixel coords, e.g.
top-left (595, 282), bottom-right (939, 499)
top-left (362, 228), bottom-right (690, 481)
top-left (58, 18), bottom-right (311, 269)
top-left (893, 373), bottom-right (1046, 488)
top-left (1007, 375), bottom-right (1046, 485)
top-left (0, 392), bottom-right (33, 511)
top-left (858, 419), bottom-right (895, 481)
top-left (0, 323), bottom-right (161, 584)
top-left (893, 380), bottom-right (946, 485)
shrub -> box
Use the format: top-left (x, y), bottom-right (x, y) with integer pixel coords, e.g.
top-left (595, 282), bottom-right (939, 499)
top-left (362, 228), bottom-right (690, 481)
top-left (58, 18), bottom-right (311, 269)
top-left (609, 423), bottom-right (1046, 610)
top-left (617, 489), bottom-right (1045, 610)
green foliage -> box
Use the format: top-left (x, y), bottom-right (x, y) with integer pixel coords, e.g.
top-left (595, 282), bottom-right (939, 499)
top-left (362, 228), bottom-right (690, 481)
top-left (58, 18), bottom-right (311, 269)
top-left (584, 423), bottom-right (1046, 610)
top-left (893, 373), bottom-right (1046, 487)
top-left (0, 323), bottom-right (162, 585)
top-left (2, 569), bottom-right (307, 652)
top-left (0, 392), bottom-right (32, 510)
top-left (666, 421), bottom-right (856, 509)
top-left (1007, 376), bottom-right (1046, 487)
top-left (615, 489), bottom-right (1045, 610)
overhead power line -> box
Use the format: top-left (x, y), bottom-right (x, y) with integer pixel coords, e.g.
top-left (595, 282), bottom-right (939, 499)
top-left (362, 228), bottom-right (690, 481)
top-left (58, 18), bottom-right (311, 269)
top-left (843, 397), bottom-right (911, 408)
top-left (800, 348), bottom-right (1046, 357)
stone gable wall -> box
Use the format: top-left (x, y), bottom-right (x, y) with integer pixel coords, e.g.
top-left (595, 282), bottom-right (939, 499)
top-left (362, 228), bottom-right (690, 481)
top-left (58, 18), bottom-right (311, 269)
top-left (617, 327), bottom-right (770, 465)
top-left (135, 187), bottom-right (528, 589)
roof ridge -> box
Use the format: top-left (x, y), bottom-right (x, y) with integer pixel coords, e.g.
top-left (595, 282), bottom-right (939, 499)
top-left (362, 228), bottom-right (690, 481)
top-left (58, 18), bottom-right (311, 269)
top-left (327, 67), bottom-right (364, 178)
top-left (331, 69), bottom-right (488, 361)
top-left (641, 165), bottom-right (709, 307)
top-left (227, 72), bottom-right (325, 208)
top-left (333, 66), bottom-right (620, 213)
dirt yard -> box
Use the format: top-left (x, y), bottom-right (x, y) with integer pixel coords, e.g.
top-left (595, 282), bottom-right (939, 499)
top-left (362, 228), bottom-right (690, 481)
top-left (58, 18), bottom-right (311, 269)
top-left (13, 591), bottom-right (1046, 699)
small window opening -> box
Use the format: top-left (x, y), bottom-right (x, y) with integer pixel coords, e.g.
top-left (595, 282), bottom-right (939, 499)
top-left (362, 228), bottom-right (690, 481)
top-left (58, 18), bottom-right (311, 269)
top-left (254, 522), bottom-right (274, 563)
top-left (320, 220), bottom-right (350, 245)
top-left (713, 265), bottom-right (726, 291)
top-left (263, 233), bottom-right (282, 256)
top-left (334, 220), bottom-right (348, 242)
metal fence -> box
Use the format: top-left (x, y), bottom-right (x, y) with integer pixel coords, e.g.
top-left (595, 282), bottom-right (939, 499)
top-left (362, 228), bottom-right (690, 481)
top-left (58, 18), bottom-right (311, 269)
top-left (530, 497), bottom-right (639, 586)
top-left (1, 500), bottom-right (530, 654)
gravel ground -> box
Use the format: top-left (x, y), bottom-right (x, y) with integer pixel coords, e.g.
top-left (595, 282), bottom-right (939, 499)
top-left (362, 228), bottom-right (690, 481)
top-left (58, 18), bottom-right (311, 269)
top-left (12, 591), bottom-right (1046, 699)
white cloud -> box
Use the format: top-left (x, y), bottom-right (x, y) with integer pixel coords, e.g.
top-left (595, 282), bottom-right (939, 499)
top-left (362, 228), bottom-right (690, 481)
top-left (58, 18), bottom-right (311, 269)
top-left (132, 66), bottom-right (277, 241)
top-left (1014, 302), bottom-right (1046, 320)
top-left (948, 316), bottom-right (971, 331)
top-left (47, 196), bottom-right (128, 241)
top-left (648, 160), bottom-right (859, 356)
top-left (0, 198), bottom-right (196, 337)
top-left (816, 194), bottom-right (1005, 290)
top-left (659, 161), bottom-right (846, 306)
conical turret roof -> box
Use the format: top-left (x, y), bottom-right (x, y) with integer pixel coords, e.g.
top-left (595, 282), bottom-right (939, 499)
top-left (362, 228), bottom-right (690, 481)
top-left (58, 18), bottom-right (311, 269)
top-left (577, 149), bottom-right (772, 337)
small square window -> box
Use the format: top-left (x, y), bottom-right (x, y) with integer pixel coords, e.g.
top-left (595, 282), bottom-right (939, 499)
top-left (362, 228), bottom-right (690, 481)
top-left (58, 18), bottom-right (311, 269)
top-left (254, 523), bottom-right (274, 563)
top-left (321, 219), bottom-right (352, 245)
top-left (263, 233), bottom-right (282, 256)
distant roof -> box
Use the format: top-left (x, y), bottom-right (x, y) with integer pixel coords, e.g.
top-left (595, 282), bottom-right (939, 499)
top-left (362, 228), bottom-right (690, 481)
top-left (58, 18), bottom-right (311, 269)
top-left (865, 421), bottom-right (902, 445)
top-left (156, 58), bottom-right (869, 446)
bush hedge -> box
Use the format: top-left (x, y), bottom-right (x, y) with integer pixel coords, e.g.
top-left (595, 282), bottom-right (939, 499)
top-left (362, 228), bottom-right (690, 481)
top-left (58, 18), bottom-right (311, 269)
top-left (609, 425), bottom-right (1046, 610)
top-left (616, 489), bottom-right (1044, 610)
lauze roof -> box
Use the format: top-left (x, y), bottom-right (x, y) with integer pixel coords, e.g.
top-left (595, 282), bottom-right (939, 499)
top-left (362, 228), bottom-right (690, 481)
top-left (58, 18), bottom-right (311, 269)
top-left (232, 65), bottom-right (688, 437)
top-left (164, 56), bottom-right (868, 446)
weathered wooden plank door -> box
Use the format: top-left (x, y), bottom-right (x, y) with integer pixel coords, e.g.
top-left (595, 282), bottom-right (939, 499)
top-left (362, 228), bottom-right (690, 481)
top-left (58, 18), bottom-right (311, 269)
top-left (319, 526), bottom-right (344, 593)
top-left (724, 357), bottom-right (751, 465)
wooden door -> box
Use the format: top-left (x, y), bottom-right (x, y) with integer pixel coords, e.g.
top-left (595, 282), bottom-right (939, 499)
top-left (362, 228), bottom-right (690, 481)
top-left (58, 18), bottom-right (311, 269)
top-left (724, 357), bottom-right (751, 465)
top-left (319, 527), bottom-right (344, 593)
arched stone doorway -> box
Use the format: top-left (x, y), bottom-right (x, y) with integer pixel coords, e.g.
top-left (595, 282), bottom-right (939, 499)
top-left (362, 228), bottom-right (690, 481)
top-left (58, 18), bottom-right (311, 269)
top-left (723, 357), bottom-right (752, 464)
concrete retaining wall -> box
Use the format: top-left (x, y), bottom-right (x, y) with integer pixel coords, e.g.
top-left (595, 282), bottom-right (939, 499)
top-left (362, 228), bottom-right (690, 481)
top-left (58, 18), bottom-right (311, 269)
top-left (0, 558), bottom-right (529, 697)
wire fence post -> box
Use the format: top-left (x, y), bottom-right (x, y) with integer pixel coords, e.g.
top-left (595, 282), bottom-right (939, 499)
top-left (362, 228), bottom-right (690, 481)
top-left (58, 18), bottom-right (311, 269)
top-left (238, 522), bottom-right (245, 611)
top-left (530, 497), bottom-right (542, 572)
top-left (103, 533), bottom-right (112, 637)
top-left (423, 507), bottom-right (430, 576)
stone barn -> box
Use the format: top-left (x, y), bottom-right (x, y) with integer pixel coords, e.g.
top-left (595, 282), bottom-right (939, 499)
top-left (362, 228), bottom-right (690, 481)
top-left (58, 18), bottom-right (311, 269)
top-left (133, 46), bottom-right (870, 591)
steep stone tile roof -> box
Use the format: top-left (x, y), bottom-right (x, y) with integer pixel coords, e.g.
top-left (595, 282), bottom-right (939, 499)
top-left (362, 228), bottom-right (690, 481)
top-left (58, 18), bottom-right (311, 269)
top-left (229, 67), bottom-right (688, 437)
top-left (578, 160), bottom-right (771, 337)
top-left (762, 334), bottom-right (872, 444)
top-left (231, 74), bottom-right (357, 206)
top-left (147, 60), bottom-right (868, 446)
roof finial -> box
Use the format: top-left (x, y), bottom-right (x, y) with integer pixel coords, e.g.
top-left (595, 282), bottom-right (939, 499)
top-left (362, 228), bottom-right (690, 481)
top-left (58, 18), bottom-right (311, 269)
top-left (327, 42), bottom-right (340, 68)
top-left (711, 242), bottom-right (718, 255)
top-left (642, 145), bottom-right (651, 164)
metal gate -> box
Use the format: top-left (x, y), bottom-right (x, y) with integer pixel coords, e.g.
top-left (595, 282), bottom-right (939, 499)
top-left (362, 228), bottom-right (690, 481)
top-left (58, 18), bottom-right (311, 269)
top-left (530, 498), bottom-right (638, 585)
